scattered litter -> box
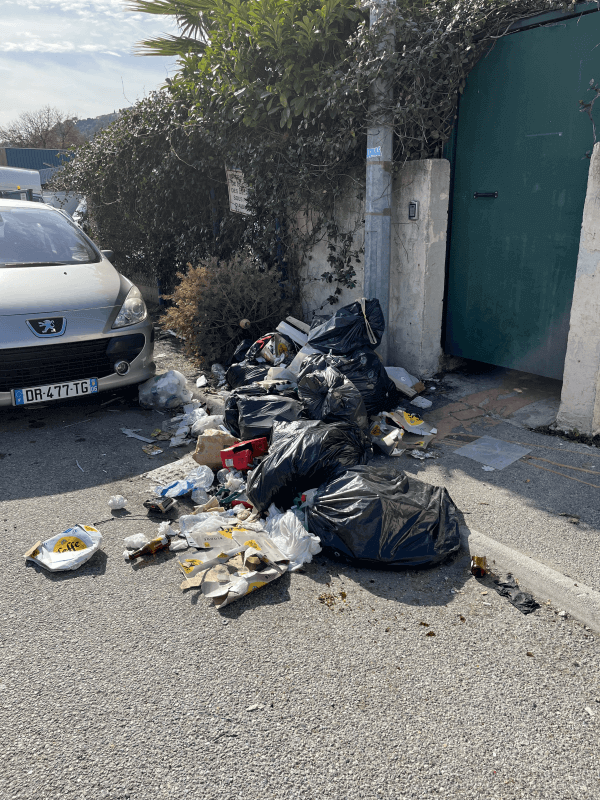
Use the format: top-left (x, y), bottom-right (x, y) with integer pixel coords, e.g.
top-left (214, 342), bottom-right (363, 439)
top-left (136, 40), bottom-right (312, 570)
top-left (410, 396), bottom-right (433, 410)
top-left (123, 533), bottom-right (149, 550)
top-left (246, 704), bottom-right (263, 712)
top-left (166, 329), bottom-right (185, 339)
top-left (482, 465), bottom-right (495, 472)
top-left (150, 429), bottom-right (171, 441)
top-left (264, 507), bottom-right (321, 571)
top-left (385, 367), bottom-right (419, 398)
top-left (559, 512), bottom-right (580, 525)
top-left (153, 465), bottom-right (215, 499)
top-left (409, 451), bottom-right (436, 460)
top-left (108, 495), bottom-right (128, 510)
top-left (196, 375), bottom-right (207, 388)
top-left (470, 555), bottom-right (488, 577)
top-left (585, 707), bottom-right (596, 717)
top-left (211, 364), bottom-right (227, 386)
top-left (482, 602), bottom-right (492, 607)
top-left (121, 428), bottom-right (155, 444)
top-left (24, 525), bottom-right (102, 572)
top-left (454, 436), bottom-right (531, 470)
top-left (138, 370), bottom-right (192, 409)
top-left (142, 444), bottom-right (163, 456)
top-left (169, 539), bottom-right (188, 552)
top-left (143, 497), bottom-right (176, 515)
top-left (76, 460), bottom-right (84, 472)
top-left (386, 410), bottom-right (436, 438)
top-left (124, 533), bottom-right (170, 562)
top-left (493, 574), bottom-right (540, 614)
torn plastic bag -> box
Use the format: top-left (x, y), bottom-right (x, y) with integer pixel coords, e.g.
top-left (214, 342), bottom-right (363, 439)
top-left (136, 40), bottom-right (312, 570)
top-left (224, 389), bottom-right (303, 440)
top-left (307, 298), bottom-right (385, 355)
top-left (298, 364), bottom-right (369, 430)
top-left (138, 369), bottom-right (193, 409)
top-left (306, 465), bottom-right (460, 569)
top-left (264, 507), bottom-right (321, 571)
top-left (247, 421), bottom-right (372, 513)
top-left (226, 361), bottom-right (271, 389)
top-left (493, 574), bottom-right (540, 614)
top-left (299, 349), bottom-right (400, 416)
top-left (245, 332), bottom-right (297, 366)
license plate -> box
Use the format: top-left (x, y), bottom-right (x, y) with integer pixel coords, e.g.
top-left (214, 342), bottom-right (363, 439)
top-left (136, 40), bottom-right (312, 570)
top-left (12, 378), bottom-right (98, 405)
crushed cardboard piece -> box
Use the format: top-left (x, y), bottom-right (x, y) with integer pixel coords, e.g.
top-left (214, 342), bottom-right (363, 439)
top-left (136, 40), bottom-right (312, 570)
top-left (193, 430), bottom-right (239, 470)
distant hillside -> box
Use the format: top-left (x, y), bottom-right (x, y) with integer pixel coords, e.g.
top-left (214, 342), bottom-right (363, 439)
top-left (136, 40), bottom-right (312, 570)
top-left (75, 112), bottom-right (123, 139)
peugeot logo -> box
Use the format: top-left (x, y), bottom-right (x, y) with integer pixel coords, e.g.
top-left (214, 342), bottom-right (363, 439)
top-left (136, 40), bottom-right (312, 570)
top-left (26, 317), bottom-right (67, 338)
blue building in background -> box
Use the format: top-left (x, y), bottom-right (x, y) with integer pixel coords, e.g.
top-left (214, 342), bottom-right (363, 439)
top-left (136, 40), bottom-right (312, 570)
top-left (0, 147), bottom-right (72, 184)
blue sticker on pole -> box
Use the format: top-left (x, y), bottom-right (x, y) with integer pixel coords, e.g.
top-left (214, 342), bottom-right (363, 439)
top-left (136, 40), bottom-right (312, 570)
top-left (367, 146), bottom-right (382, 159)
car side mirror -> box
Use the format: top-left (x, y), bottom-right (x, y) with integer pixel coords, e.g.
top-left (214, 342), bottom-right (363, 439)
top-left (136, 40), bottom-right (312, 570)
top-left (101, 250), bottom-right (114, 261)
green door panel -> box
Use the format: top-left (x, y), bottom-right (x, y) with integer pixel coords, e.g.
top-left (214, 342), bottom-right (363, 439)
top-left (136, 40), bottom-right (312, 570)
top-left (445, 9), bottom-right (600, 379)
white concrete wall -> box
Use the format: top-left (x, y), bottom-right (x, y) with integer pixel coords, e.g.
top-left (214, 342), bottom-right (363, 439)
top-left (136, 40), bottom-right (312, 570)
top-left (298, 184), bottom-right (365, 320)
top-left (389, 159), bottom-right (450, 376)
top-left (556, 142), bottom-right (600, 436)
top-left (299, 159), bottom-right (450, 378)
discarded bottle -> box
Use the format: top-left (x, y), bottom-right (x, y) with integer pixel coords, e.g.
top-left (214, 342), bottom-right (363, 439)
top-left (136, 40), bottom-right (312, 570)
top-left (124, 534), bottom-right (169, 562)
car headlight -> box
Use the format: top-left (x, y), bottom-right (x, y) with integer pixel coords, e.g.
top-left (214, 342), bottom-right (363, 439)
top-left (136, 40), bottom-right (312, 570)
top-left (112, 286), bottom-right (147, 329)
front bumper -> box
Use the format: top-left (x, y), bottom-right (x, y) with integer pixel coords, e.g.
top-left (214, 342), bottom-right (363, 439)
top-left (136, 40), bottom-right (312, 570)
top-left (0, 322), bottom-right (156, 408)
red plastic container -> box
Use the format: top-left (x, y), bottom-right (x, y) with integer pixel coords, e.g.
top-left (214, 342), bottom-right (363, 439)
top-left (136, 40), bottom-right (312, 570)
top-left (220, 437), bottom-right (269, 471)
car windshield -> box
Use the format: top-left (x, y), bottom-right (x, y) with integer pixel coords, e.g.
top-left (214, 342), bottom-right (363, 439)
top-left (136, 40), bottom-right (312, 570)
top-left (0, 205), bottom-right (100, 267)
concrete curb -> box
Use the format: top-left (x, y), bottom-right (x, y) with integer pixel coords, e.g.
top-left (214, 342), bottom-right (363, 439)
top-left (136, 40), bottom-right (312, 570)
top-left (460, 525), bottom-right (600, 634)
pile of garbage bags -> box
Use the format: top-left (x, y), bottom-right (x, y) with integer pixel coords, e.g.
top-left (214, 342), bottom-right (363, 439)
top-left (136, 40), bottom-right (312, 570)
top-left (131, 298), bottom-right (460, 610)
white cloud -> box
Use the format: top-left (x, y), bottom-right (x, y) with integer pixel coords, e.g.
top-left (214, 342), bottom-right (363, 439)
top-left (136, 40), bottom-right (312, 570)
top-left (0, 52), bottom-right (177, 125)
top-left (0, 1), bottom-right (181, 124)
top-left (1, 1), bottom-right (179, 55)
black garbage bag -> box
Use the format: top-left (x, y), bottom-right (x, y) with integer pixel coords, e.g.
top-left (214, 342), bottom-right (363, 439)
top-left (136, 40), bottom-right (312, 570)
top-left (298, 365), bottom-right (368, 429)
top-left (226, 361), bottom-right (270, 389)
top-left (230, 339), bottom-right (253, 364)
top-left (306, 465), bottom-right (461, 569)
top-left (224, 389), bottom-right (304, 440)
top-left (299, 349), bottom-right (400, 416)
top-left (247, 422), bottom-right (372, 513)
top-left (307, 298), bottom-right (385, 355)
top-left (270, 419), bottom-right (322, 447)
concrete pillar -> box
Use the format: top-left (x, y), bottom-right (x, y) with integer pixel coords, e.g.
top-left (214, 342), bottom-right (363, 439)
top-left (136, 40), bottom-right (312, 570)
top-left (556, 142), bottom-right (600, 436)
top-left (388, 158), bottom-right (450, 377)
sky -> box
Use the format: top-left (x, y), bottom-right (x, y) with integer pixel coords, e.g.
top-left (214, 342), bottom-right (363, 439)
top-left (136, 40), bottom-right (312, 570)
top-left (0, 0), bottom-right (179, 126)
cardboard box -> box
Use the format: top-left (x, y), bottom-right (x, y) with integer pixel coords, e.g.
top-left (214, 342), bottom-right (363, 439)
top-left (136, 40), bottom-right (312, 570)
top-left (193, 429), bottom-right (239, 470)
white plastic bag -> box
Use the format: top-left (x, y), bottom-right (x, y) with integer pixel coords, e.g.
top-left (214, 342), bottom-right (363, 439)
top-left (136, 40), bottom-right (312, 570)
top-left (191, 414), bottom-right (225, 437)
top-left (187, 465), bottom-right (214, 490)
top-left (138, 370), bottom-right (193, 409)
top-left (108, 495), bottom-right (128, 510)
top-left (123, 533), bottom-right (149, 550)
top-left (25, 525), bottom-right (103, 572)
top-left (265, 509), bottom-right (321, 572)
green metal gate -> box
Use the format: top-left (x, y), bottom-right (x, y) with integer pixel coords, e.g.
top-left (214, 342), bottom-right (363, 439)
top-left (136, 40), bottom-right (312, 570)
top-left (444, 5), bottom-right (600, 379)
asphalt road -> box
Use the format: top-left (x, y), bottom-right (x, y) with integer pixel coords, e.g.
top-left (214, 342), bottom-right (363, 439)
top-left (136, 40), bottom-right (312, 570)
top-left (1, 337), bottom-right (599, 800)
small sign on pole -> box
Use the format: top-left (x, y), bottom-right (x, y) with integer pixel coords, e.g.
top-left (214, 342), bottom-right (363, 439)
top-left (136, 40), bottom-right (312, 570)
top-left (225, 167), bottom-right (252, 215)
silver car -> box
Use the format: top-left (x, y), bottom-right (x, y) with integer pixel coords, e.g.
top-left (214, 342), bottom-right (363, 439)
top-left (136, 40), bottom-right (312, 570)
top-left (0, 199), bottom-right (155, 407)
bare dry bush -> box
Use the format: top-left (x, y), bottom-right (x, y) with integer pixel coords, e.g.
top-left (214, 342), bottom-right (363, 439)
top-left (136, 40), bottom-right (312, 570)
top-left (161, 253), bottom-right (298, 365)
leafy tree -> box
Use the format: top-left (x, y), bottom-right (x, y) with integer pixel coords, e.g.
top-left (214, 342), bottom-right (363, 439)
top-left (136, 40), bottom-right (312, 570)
top-left (0, 106), bottom-right (85, 149)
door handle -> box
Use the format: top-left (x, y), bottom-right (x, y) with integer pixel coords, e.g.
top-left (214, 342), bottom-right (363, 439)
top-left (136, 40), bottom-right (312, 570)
top-left (473, 191), bottom-right (498, 198)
